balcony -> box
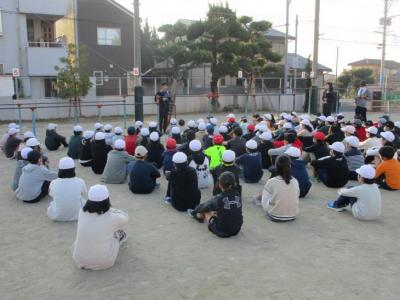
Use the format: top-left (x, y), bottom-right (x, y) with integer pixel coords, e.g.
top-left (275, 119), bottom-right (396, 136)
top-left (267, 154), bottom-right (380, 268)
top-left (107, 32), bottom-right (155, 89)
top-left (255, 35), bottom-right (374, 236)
top-left (26, 42), bottom-right (67, 76)
top-left (19, 0), bottom-right (68, 17)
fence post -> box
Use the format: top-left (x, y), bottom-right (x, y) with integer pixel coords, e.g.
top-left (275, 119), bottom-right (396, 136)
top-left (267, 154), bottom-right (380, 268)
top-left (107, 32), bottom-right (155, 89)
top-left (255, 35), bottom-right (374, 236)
top-left (17, 103), bottom-right (22, 130)
top-left (292, 94), bottom-right (295, 112)
top-left (73, 99), bottom-right (79, 125)
top-left (123, 95), bottom-right (127, 129)
top-left (30, 107), bottom-right (36, 136)
top-left (278, 94), bottom-right (281, 113)
top-left (97, 104), bottom-right (102, 122)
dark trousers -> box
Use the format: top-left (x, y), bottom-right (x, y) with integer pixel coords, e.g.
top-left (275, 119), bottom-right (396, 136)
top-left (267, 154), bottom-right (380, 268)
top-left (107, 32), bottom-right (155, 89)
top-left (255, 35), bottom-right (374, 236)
top-left (333, 195), bottom-right (357, 208)
top-left (159, 110), bottom-right (169, 133)
top-left (323, 102), bottom-right (332, 116)
top-left (349, 170), bottom-right (358, 181)
top-left (376, 174), bottom-right (395, 191)
top-left (355, 106), bottom-right (367, 122)
top-left (316, 168), bottom-right (329, 186)
top-left (24, 181), bottom-right (50, 203)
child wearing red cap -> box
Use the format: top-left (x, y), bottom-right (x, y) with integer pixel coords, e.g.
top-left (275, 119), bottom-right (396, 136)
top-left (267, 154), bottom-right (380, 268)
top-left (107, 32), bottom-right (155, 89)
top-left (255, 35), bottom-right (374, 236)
top-left (163, 138), bottom-right (177, 174)
top-left (204, 134), bottom-right (226, 170)
top-left (243, 124), bottom-right (256, 141)
top-left (302, 131), bottom-right (330, 162)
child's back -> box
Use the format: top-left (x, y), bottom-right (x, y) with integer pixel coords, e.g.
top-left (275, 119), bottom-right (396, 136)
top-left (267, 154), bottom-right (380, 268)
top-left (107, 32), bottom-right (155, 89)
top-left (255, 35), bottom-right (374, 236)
top-left (290, 159), bottom-right (311, 197)
top-left (236, 152), bottom-right (263, 183)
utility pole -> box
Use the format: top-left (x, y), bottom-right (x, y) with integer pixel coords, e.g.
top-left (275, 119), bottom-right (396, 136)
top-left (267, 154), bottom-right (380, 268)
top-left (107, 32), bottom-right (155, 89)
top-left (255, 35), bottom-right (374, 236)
top-left (335, 46), bottom-right (339, 87)
top-left (379, 0), bottom-right (388, 99)
top-left (310, 0), bottom-right (320, 114)
top-left (283, 0), bottom-right (290, 94)
top-left (133, 0), bottom-right (142, 87)
top-left (293, 14), bottom-right (298, 93)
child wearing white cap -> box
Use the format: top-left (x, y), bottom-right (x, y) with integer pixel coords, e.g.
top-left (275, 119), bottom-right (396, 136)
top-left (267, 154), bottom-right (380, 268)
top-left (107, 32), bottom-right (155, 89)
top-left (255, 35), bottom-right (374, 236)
top-left (236, 140), bottom-right (263, 183)
top-left (310, 142), bottom-right (349, 188)
top-left (112, 127), bottom-right (124, 145)
top-left (258, 131), bottom-right (274, 169)
top-left (3, 127), bottom-right (22, 158)
top-left (327, 165), bottom-right (381, 221)
top-left (67, 125), bottom-right (83, 159)
top-left (91, 132), bottom-right (112, 174)
top-left (195, 122), bottom-right (207, 145)
top-left (47, 157), bottom-right (87, 221)
top-left (11, 147), bottom-right (32, 191)
top-left (45, 123), bottom-right (68, 151)
top-left (79, 131), bottom-right (94, 167)
top-left (226, 127), bottom-right (246, 157)
top-left (358, 126), bottom-right (381, 152)
top-left (137, 127), bottom-right (150, 149)
top-left (102, 140), bottom-right (136, 184)
top-left (188, 140), bottom-right (212, 189)
top-left (72, 184), bottom-right (128, 270)
top-left (211, 150), bottom-right (241, 196)
top-left (146, 132), bottom-right (165, 169)
top-left (165, 152), bottom-right (201, 211)
top-left (343, 136), bottom-right (364, 180)
top-left (103, 124), bottom-right (114, 146)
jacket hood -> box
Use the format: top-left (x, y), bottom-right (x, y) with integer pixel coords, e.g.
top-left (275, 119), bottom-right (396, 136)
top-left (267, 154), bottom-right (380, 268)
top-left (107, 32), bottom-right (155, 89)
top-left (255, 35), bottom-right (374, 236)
top-left (23, 163), bottom-right (39, 173)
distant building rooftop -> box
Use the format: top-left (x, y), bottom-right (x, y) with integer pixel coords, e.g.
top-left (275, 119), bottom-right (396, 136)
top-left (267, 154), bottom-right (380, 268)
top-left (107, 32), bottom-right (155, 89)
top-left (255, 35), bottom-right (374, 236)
top-left (265, 28), bottom-right (295, 40)
top-left (287, 53), bottom-right (332, 72)
top-left (348, 59), bottom-right (400, 69)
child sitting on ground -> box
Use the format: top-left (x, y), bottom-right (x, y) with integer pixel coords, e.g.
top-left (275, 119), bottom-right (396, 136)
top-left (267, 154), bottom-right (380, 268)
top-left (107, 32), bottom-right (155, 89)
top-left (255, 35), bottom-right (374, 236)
top-left (261, 155), bottom-right (299, 222)
top-left (165, 152), bottom-right (201, 211)
top-left (45, 123), bottom-right (68, 151)
top-left (47, 157), bottom-right (87, 221)
top-left (188, 140), bottom-right (212, 189)
top-left (284, 147), bottom-right (312, 198)
top-left (102, 140), bottom-right (136, 184)
top-left (79, 131), bottom-right (94, 167)
top-left (258, 131), bottom-right (274, 169)
top-left (72, 185), bottom-right (128, 270)
top-left (67, 125), bottom-right (83, 159)
top-left (310, 142), bottom-right (349, 188)
top-left (171, 126), bottom-right (183, 145)
top-left (327, 165), bottom-right (381, 221)
top-left (226, 127), bottom-right (246, 157)
top-left (11, 147), bottom-right (32, 191)
top-left (163, 138), bottom-right (177, 175)
top-left (343, 136), bottom-right (364, 180)
top-left (302, 131), bottom-right (329, 162)
top-left (202, 125), bottom-right (215, 149)
top-left (146, 132), bottom-right (165, 169)
top-left (204, 134), bottom-right (226, 170)
top-left (125, 126), bottom-right (138, 156)
top-left (112, 127), bottom-right (124, 145)
top-left (104, 124), bottom-right (114, 146)
top-left (91, 132), bottom-right (112, 175)
top-left (375, 146), bottom-right (400, 190)
top-left (188, 171), bottom-right (243, 238)
top-left (3, 127), bottom-right (21, 159)
top-left (211, 150), bottom-right (241, 196)
top-left (236, 140), bottom-right (263, 183)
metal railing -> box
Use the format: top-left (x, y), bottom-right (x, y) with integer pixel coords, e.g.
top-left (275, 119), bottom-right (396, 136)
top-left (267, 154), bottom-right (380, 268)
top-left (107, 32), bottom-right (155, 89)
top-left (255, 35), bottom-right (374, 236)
top-left (27, 41), bottom-right (65, 48)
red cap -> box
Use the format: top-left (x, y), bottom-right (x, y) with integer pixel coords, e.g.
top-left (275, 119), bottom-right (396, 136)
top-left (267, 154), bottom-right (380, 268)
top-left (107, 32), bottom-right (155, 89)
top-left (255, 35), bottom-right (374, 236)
top-left (228, 117), bottom-right (235, 123)
top-left (314, 131), bottom-right (326, 141)
top-left (166, 138), bottom-right (177, 149)
top-left (247, 124), bottom-right (255, 132)
top-left (213, 134), bottom-right (224, 145)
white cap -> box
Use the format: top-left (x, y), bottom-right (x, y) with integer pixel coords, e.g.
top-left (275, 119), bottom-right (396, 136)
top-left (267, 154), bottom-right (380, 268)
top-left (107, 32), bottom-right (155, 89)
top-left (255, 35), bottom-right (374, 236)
top-left (260, 132), bottom-right (272, 141)
top-left (301, 119), bottom-right (311, 126)
top-left (88, 184), bottom-right (109, 202)
top-left (21, 147), bottom-right (33, 160)
top-left (219, 125), bottom-right (228, 133)
top-left (366, 126), bottom-right (378, 135)
top-left (104, 124), bottom-right (112, 131)
top-left (8, 127), bottom-right (19, 135)
top-left (197, 118), bottom-right (205, 124)
top-left (73, 125), bottom-right (83, 132)
top-left (83, 131), bottom-right (94, 139)
top-left (318, 115), bottom-right (326, 121)
top-left (171, 126), bottom-right (180, 134)
top-left (149, 121), bottom-right (157, 128)
top-left (326, 116), bottom-right (335, 123)
top-left (23, 131), bottom-right (35, 139)
top-left (222, 150), bottom-right (236, 163)
top-left (345, 136), bottom-right (360, 148)
top-left (140, 128), bottom-right (150, 136)
top-left (341, 125), bottom-right (356, 134)
top-left (366, 147), bottom-right (380, 156)
top-left (58, 157), bottom-right (75, 170)
top-left (283, 122), bottom-right (292, 129)
top-left (94, 123), bottom-right (103, 130)
top-left (26, 138), bottom-right (40, 147)
top-left (356, 165), bottom-right (376, 179)
top-left (284, 114), bottom-right (293, 121)
top-left (135, 120), bottom-right (143, 129)
top-left (246, 139), bottom-right (258, 150)
top-left (135, 145), bottom-right (148, 157)
top-left (209, 117), bottom-right (218, 125)
top-left (284, 146), bottom-right (301, 158)
top-left (170, 118), bottom-right (177, 125)
top-left (291, 111), bottom-right (298, 116)
top-left (300, 114), bottom-right (310, 121)
top-left (394, 121), bottom-right (400, 129)
top-left (47, 123), bottom-right (57, 130)
top-left (187, 120), bottom-right (196, 128)
top-left (150, 131), bottom-right (159, 142)
top-left (114, 139), bottom-right (125, 150)
top-left (95, 132), bottom-right (105, 140)
top-left (8, 123), bottom-right (17, 129)
top-left (264, 113), bottom-right (272, 121)
top-left (381, 131), bottom-right (395, 142)
top-left (329, 142), bottom-right (345, 153)
top-left (198, 122), bottom-right (206, 131)
top-left (226, 113), bottom-right (236, 119)
top-left (172, 152), bottom-right (187, 164)
top-left (189, 140), bottom-right (202, 152)
top-left (114, 127), bottom-right (123, 134)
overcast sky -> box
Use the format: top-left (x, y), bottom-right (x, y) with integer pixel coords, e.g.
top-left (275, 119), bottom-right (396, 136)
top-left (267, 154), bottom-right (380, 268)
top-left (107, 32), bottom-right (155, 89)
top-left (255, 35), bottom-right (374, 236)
top-left (117, 0), bottom-right (400, 74)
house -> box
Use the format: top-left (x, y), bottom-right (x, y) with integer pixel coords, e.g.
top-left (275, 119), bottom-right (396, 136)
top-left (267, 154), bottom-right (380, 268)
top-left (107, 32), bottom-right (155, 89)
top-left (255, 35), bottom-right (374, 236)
top-left (0, 0), bottom-right (68, 98)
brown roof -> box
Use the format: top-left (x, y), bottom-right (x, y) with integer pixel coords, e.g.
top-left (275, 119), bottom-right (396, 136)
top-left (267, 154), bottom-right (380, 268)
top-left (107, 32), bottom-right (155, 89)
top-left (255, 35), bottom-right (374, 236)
top-left (348, 59), bottom-right (400, 69)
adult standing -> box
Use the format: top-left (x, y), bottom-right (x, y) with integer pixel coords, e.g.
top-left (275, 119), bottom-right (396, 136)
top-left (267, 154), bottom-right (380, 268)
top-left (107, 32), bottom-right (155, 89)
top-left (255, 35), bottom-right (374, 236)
top-left (155, 82), bottom-right (171, 134)
top-left (354, 81), bottom-right (372, 122)
top-left (322, 82), bottom-right (335, 116)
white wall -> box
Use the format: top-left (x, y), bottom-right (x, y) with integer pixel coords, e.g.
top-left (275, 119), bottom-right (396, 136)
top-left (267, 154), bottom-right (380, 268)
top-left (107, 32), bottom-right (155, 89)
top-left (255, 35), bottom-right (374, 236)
top-left (0, 76), bottom-right (14, 96)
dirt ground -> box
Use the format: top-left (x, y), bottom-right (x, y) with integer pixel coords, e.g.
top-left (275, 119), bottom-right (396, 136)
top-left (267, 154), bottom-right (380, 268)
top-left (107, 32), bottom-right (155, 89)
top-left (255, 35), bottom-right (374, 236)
top-left (1, 112), bottom-right (399, 300)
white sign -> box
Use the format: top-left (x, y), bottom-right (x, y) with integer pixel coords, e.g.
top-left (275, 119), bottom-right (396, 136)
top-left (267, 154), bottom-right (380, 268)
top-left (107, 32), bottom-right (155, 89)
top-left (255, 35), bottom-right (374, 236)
top-left (12, 68), bottom-right (20, 77)
top-left (301, 72), bottom-right (306, 79)
top-left (133, 67), bottom-right (140, 76)
top-left (238, 70), bottom-right (243, 79)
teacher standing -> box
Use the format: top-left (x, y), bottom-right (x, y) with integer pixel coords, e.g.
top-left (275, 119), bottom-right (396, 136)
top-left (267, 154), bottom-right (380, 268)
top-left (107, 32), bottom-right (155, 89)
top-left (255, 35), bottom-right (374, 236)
top-left (354, 81), bottom-right (372, 122)
top-left (154, 82), bottom-right (171, 134)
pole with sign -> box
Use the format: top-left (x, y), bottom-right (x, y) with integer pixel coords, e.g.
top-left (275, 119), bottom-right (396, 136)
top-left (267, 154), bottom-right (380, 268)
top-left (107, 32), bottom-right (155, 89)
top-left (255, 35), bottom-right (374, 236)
top-left (12, 68), bottom-right (20, 100)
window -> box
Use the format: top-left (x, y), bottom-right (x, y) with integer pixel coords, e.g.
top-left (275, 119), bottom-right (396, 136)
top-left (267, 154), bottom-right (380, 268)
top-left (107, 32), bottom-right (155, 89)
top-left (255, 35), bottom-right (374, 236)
top-left (97, 27), bottom-right (121, 46)
top-left (93, 71), bottom-right (103, 86)
top-left (0, 8), bottom-right (3, 36)
top-left (44, 78), bottom-right (58, 97)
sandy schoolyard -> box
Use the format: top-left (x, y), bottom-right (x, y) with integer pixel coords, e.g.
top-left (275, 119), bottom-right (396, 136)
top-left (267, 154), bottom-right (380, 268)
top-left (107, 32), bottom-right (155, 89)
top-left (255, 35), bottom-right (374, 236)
top-left (1, 114), bottom-right (399, 300)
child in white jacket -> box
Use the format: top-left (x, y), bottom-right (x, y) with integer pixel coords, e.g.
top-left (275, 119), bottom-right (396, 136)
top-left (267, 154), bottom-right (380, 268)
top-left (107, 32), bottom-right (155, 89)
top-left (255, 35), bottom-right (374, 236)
top-left (327, 165), bottom-right (381, 221)
top-left (47, 157), bottom-right (87, 222)
top-left (72, 185), bottom-right (128, 270)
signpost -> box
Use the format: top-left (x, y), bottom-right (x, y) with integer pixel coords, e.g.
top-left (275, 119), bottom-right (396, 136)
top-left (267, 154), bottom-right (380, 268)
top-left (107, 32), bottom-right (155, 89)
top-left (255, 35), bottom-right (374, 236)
top-left (12, 68), bottom-right (20, 101)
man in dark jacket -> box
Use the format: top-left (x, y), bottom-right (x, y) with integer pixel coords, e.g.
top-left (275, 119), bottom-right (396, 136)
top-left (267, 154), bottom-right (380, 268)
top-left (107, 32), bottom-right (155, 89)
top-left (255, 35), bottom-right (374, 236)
top-left (155, 82), bottom-right (171, 133)
top-left (129, 146), bottom-right (161, 194)
top-left (45, 123), bottom-right (68, 151)
top-left (165, 152), bottom-right (201, 211)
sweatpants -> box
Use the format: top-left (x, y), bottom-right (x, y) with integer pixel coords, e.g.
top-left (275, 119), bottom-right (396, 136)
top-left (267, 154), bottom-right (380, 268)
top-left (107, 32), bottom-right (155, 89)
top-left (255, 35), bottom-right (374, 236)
top-left (333, 195), bottom-right (357, 208)
top-left (24, 181), bottom-right (51, 203)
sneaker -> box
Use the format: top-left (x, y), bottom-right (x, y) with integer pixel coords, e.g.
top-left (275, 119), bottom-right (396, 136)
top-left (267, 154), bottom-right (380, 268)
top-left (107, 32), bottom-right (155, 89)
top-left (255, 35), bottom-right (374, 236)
top-left (187, 209), bottom-right (204, 223)
top-left (115, 230), bottom-right (128, 245)
top-left (164, 196), bottom-right (172, 205)
top-left (327, 201), bottom-right (345, 212)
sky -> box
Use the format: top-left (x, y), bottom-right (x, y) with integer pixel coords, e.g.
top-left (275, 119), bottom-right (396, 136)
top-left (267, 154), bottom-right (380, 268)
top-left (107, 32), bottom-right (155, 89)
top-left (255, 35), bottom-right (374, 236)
top-left (116, 0), bottom-right (400, 74)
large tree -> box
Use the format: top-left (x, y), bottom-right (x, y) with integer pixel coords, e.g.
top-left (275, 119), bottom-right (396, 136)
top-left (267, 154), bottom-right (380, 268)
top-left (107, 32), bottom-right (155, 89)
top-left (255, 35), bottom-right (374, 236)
top-left (338, 68), bottom-right (375, 90)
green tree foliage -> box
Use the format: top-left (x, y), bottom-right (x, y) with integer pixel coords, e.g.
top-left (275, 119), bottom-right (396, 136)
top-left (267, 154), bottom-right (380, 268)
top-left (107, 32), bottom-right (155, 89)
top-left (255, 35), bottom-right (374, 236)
top-left (54, 44), bottom-right (92, 101)
top-left (338, 68), bottom-right (375, 90)
top-left (141, 20), bottom-right (161, 74)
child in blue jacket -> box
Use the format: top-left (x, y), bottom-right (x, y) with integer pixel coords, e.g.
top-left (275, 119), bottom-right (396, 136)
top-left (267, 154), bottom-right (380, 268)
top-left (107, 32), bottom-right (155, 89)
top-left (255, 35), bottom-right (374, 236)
top-left (236, 140), bottom-right (263, 183)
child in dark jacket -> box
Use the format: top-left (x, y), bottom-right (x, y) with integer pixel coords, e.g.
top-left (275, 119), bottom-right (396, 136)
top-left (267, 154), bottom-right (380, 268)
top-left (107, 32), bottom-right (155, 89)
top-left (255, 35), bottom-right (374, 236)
top-left (79, 131), bottom-right (94, 167)
top-left (146, 132), bottom-right (165, 169)
top-left (45, 123), bottom-right (68, 151)
top-left (188, 171), bottom-right (243, 238)
top-left (236, 140), bottom-right (263, 183)
top-left (165, 152), bottom-right (201, 211)
top-left (212, 150), bottom-right (241, 196)
top-left (303, 131), bottom-right (330, 162)
top-left (163, 138), bottom-right (177, 174)
top-left (67, 125), bottom-right (83, 159)
top-left (258, 132), bottom-right (274, 169)
top-left (284, 147), bottom-right (312, 197)
top-left (202, 125), bottom-right (214, 149)
top-left (91, 132), bottom-right (112, 174)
